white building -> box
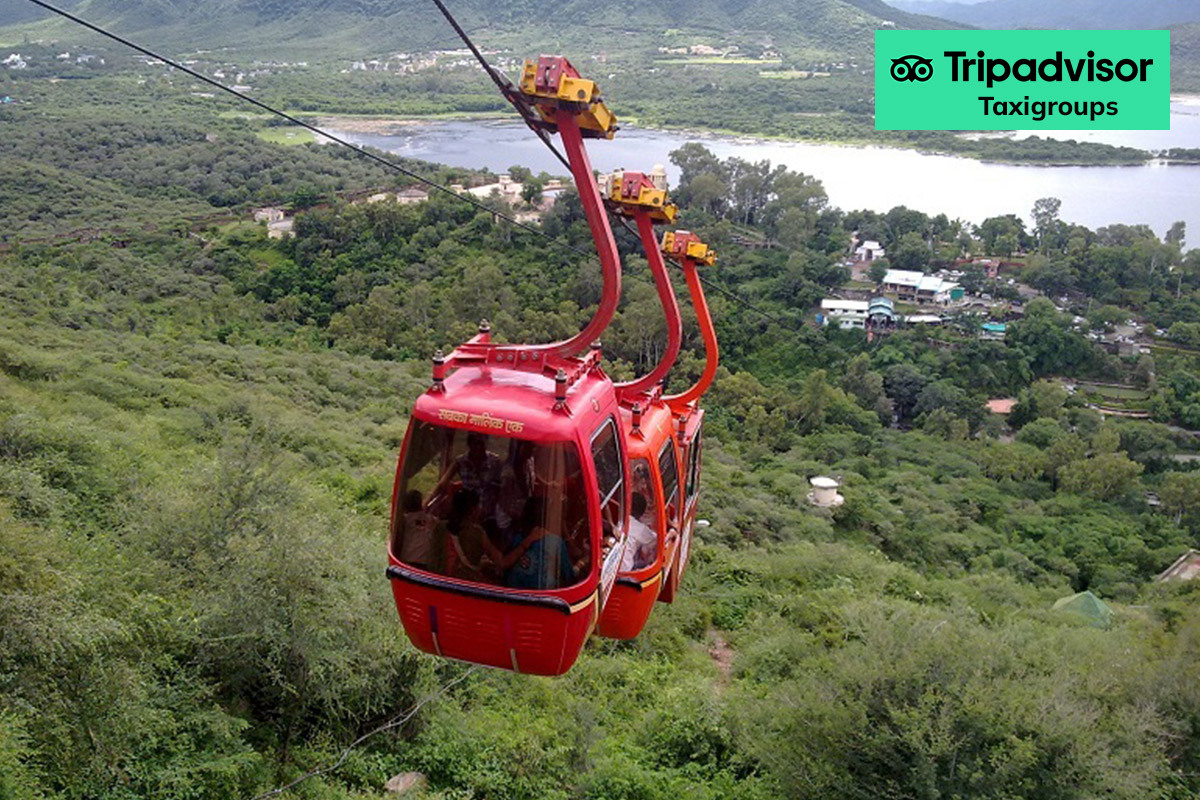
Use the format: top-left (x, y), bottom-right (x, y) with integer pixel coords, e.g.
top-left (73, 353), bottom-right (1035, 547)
top-left (854, 239), bottom-right (885, 262)
top-left (395, 187), bottom-right (430, 205)
top-left (465, 174), bottom-right (524, 204)
top-left (267, 218), bottom-right (294, 240)
top-left (819, 299), bottom-right (869, 330)
top-left (252, 207), bottom-right (286, 223)
top-left (882, 269), bottom-right (962, 304)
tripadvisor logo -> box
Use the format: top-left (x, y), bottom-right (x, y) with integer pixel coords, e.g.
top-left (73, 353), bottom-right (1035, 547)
top-left (890, 54), bottom-right (934, 82)
top-left (875, 31), bottom-right (1169, 132)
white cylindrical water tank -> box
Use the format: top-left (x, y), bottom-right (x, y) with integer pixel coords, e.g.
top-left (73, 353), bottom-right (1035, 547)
top-left (808, 476), bottom-right (844, 508)
top-left (649, 164), bottom-right (667, 190)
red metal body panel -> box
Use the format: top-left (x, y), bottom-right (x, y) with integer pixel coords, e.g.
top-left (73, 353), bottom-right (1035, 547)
top-left (387, 361), bottom-right (630, 675)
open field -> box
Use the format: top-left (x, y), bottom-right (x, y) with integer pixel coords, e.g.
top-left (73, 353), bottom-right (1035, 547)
top-left (653, 57), bottom-right (784, 65)
top-left (255, 127), bottom-right (316, 145)
top-left (759, 70), bottom-right (831, 79)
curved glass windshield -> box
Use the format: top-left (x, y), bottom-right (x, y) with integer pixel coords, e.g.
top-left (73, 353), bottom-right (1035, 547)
top-left (685, 428), bottom-right (703, 501)
top-left (393, 420), bottom-right (590, 590)
top-left (623, 458), bottom-right (658, 571)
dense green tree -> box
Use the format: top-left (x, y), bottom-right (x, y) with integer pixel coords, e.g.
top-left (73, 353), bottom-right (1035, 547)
top-left (1032, 196), bottom-right (1063, 253)
top-left (887, 231), bottom-right (930, 271)
top-left (1059, 451), bottom-right (1143, 500)
top-left (883, 363), bottom-right (927, 420)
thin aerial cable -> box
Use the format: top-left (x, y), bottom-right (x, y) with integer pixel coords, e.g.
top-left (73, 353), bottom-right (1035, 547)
top-left (696, 273), bottom-right (792, 325)
top-left (27, 0), bottom-right (784, 323)
top-left (24, 0), bottom-right (573, 250)
top-left (427, 0), bottom-right (571, 171)
top-left (248, 664), bottom-right (480, 800)
top-left (614, 217), bottom-right (788, 324)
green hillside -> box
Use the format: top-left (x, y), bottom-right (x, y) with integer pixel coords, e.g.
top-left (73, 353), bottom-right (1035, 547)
top-left (890, 0), bottom-right (1200, 30)
top-left (6, 51), bottom-right (1200, 798)
top-left (4, 0), bottom-right (954, 57)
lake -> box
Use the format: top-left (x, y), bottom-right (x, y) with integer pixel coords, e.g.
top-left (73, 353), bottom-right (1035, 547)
top-left (326, 103), bottom-right (1200, 246)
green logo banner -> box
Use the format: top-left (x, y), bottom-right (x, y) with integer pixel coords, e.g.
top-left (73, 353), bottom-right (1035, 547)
top-left (875, 30), bottom-right (1170, 130)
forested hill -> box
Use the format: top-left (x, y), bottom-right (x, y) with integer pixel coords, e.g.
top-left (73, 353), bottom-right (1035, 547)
top-left (2, 0), bottom-right (955, 55)
top-left (888, 0), bottom-right (1200, 29)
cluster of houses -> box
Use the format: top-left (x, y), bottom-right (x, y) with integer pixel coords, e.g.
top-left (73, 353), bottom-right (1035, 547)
top-left (820, 267), bottom-right (965, 330)
top-left (365, 187), bottom-right (432, 206)
top-left (4, 51), bottom-right (108, 70)
top-left (454, 175), bottom-right (566, 224)
top-left (251, 173), bottom-right (565, 238)
top-left (818, 297), bottom-right (896, 331)
top-left (345, 48), bottom-right (497, 75)
top-left (657, 44), bottom-right (745, 57)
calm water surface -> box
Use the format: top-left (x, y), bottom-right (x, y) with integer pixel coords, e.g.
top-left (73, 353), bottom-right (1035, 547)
top-left (327, 103), bottom-right (1200, 245)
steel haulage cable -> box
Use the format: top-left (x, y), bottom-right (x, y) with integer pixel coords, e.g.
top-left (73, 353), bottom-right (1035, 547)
top-left (247, 664), bottom-right (480, 800)
top-left (25, 0), bottom-right (787, 324)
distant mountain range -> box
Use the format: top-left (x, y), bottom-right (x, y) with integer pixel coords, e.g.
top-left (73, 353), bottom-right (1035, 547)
top-left (1, 0), bottom-right (956, 56)
top-left (886, 0), bottom-right (1200, 29)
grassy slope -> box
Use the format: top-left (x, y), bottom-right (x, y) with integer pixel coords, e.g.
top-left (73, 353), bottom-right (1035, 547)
top-left (5, 227), bottom-right (1200, 797)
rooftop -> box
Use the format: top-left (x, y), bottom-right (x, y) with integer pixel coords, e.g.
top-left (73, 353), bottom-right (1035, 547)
top-left (884, 269), bottom-right (961, 295)
top-left (821, 299), bottom-right (869, 312)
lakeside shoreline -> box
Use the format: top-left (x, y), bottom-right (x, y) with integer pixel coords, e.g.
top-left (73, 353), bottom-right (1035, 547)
top-left (309, 113), bottom-right (1187, 168)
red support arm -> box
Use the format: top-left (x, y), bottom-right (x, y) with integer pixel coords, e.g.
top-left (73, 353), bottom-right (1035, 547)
top-left (617, 211), bottom-right (682, 398)
top-left (664, 256), bottom-right (719, 408)
top-left (534, 107), bottom-right (622, 358)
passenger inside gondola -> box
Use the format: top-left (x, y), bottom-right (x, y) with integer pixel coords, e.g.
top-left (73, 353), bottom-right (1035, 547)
top-left (503, 496), bottom-right (575, 589)
top-left (621, 491), bottom-right (656, 571)
top-left (439, 488), bottom-right (489, 581)
top-left (434, 432), bottom-right (504, 513)
top-left (398, 489), bottom-right (436, 570)
top-left (392, 421), bottom-right (591, 590)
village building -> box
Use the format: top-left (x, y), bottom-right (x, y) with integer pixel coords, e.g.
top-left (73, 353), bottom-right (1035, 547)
top-left (867, 296), bottom-right (897, 330)
top-left (986, 398), bottom-right (1017, 415)
top-left (853, 239), bottom-right (885, 262)
top-left (819, 299), bottom-right (869, 330)
top-left (465, 174), bottom-right (524, 204)
top-left (819, 296), bottom-right (898, 331)
top-left (396, 187), bottom-right (430, 205)
top-left (252, 207), bottom-right (286, 223)
top-left (883, 269), bottom-right (964, 305)
top-left (980, 321), bottom-right (1007, 340)
top-left (267, 218), bottom-right (294, 240)
top-left (904, 313), bottom-right (945, 326)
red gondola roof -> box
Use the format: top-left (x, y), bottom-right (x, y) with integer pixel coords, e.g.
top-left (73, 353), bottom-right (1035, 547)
top-left (414, 362), bottom-right (617, 441)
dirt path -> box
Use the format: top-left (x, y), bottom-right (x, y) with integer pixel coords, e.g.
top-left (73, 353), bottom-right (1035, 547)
top-left (707, 630), bottom-right (735, 686)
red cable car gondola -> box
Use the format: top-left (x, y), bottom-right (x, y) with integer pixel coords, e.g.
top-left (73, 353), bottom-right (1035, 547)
top-left (597, 209), bottom-right (720, 636)
top-left (659, 231), bottom-right (719, 602)
top-left (594, 170), bottom-right (687, 639)
top-left (385, 56), bottom-right (633, 675)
